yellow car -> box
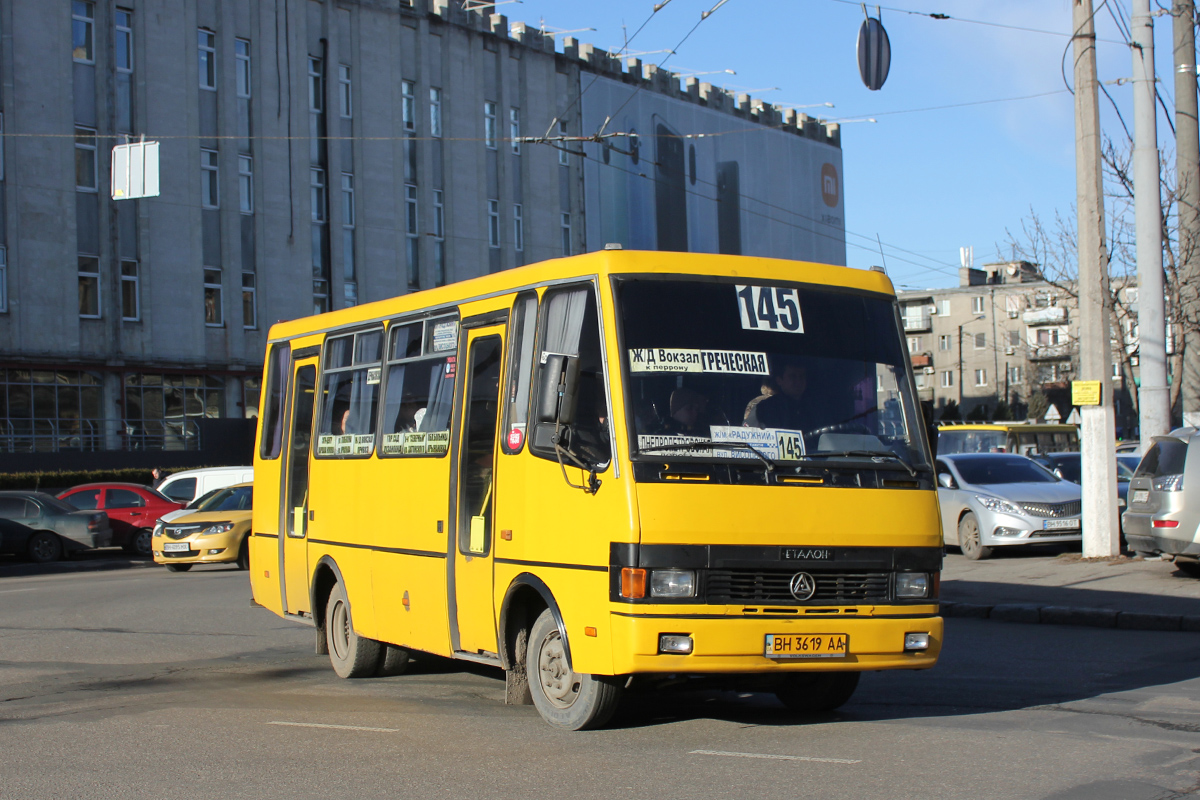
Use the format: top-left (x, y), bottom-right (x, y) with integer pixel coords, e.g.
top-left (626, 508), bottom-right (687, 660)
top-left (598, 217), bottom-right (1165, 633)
top-left (152, 483), bottom-right (252, 573)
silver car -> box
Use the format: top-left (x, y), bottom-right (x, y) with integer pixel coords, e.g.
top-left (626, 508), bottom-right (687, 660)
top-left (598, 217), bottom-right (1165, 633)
top-left (935, 453), bottom-right (1082, 560)
top-left (1122, 429), bottom-right (1200, 577)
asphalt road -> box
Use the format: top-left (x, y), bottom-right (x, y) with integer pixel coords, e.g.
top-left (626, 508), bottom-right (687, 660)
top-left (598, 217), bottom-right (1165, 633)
top-left (2, 561), bottom-right (1199, 800)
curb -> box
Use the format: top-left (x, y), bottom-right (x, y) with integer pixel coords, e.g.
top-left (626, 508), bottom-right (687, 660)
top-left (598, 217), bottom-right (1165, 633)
top-left (0, 557), bottom-right (159, 580)
top-left (941, 601), bottom-right (1200, 633)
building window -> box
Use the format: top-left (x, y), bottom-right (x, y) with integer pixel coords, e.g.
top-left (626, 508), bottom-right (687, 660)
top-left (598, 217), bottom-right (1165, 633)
top-left (0, 113), bottom-right (5, 182)
top-left (432, 189), bottom-right (445, 240)
top-left (938, 334), bottom-right (951, 351)
top-left (120, 260), bottom-right (139, 321)
top-left (1126, 319), bottom-right (1139, 340)
top-left (0, 246), bottom-right (6, 313)
top-left (198, 29), bottom-right (216, 90)
top-left (242, 272), bottom-right (256, 329)
top-left (1037, 328), bottom-right (1062, 346)
top-left (484, 102), bottom-right (497, 149)
top-left (406, 185), bottom-right (419, 290)
top-left (78, 255), bottom-right (101, 318)
top-left (115, 9), bottom-right (133, 73)
top-left (238, 155), bottom-right (253, 214)
top-left (487, 199), bottom-right (500, 248)
top-left (314, 279), bottom-right (329, 315)
top-left (204, 267), bottom-right (223, 326)
top-left (341, 173), bottom-right (355, 228)
top-left (974, 332), bottom-right (986, 350)
top-left (338, 64), bottom-right (352, 118)
top-left (938, 299), bottom-right (950, 317)
top-left (558, 120), bottom-right (569, 165)
top-left (971, 296), bottom-right (985, 314)
top-left (1008, 365), bottom-right (1023, 384)
top-left (430, 88), bottom-right (442, 137)
top-left (906, 336), bottom-right (922, 354)
top-left (405, 184), bottom-right (418, 238)
top-left (73, 2), bottom-right (94, 63)
top-left (974, 369), bottom-right (987, 387)
top-left (513, 204), bottom-right (524, 251)
top-left (914, 372), bottom-right (927, 390)
top-left (560, 212), bottom-right (571, 256)
top-left (235, 39), bottom-right (251, 98)
top-left (1126, 287), bottom-right (1139, 304)
top-left (940, 371), bottom-right (953, 388)
top-left (310, 168), bottom-right (326, 222)
top-left (308, 57), bottom-right (323, 113)
top-left (75, 127), bottom-right (97, 191)
top-left (402, 81), bottom-right (415, 131)
top-left (201, 149), bottom-right (219, 208)
top-left (1111, 362), bottom-right (1122, 380)
top-left (510, 108), bottom-right (520, 154)
top-left (1008, 329), bottom-right (1020, 347)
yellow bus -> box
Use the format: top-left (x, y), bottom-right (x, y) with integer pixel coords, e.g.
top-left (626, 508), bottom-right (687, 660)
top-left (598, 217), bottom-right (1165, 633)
top-left (936, 422), bottom-right (1080, 457)
top-left (249, 250), bottom-right (943, 729)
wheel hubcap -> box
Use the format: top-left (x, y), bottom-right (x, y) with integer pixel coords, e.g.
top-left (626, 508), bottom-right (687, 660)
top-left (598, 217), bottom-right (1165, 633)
top-left (135, 531), bottom-right (151, 555)
top-left (34, 539), bottom-right (52, 559)
top-left (537, 630), bottom-right (580, 708)
top-left (330, 599), bottom-right (350, 659)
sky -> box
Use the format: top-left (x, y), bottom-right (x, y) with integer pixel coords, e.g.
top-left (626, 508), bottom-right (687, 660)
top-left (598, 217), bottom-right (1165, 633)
top-left (501, 0), bottom-right (1180, 291)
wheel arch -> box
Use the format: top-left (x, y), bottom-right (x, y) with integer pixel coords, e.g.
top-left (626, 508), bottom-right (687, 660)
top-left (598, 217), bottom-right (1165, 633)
top-left (310, 554), bottom-right (346, 633)
top-left (497, 573), bottom-right (570, 671)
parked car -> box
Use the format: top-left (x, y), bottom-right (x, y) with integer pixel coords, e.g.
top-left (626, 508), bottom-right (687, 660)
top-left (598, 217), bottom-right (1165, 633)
top-left (1115, 440), bottom-right (1141, 454)
top-left (155, 487), bottom-right (224, 528)
top-left (1122, 430), bottom-right (1200, 576)
top-left (152, 483), bottom-right (253, 572)
top-left (155, 466), bottom-right (253, 505)
top-left (58, 483), bottom-right (183, 556)
top-left (0, 491), bottom-right (112, 563)
top-left (935, 453), bottom-right (1083, 560)
top-left (1038, 452), bottom-right (1135, 510)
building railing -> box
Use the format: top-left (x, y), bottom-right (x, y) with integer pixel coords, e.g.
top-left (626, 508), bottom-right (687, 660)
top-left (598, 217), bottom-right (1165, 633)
top-left (903, 313), bottom-right (933, 332)
top-left (0, 417), bottom-right (203, 454)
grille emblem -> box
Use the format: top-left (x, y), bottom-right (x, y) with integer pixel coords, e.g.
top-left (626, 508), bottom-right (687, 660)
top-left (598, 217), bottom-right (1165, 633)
top-left (789, 572), bottom-right (817, 601)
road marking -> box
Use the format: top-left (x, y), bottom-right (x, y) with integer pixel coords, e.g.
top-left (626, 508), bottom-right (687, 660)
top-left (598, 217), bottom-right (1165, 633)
top-left (267, 721), bottom-right (399, 733)
top-left (0, 588), bottom-right (38, 594)
top-left (690, 749), bottom-right (861, 764)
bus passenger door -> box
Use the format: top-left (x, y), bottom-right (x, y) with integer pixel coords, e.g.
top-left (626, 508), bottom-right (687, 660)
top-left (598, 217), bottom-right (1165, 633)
top-left (452, 326), bottom-right (505, 656)
top-left (281, 360), bottom-right (317, 615)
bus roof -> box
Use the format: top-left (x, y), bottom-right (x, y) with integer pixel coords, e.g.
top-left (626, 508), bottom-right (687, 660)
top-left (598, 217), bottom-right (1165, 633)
top-left (267, 251), bottom-right (896, 343)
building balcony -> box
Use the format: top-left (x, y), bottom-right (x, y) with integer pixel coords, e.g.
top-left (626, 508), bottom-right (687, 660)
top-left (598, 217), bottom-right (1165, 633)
top-left (1022, 306), bottom-right (1067, 326)
top-left (1028, 344), bottom-right (1072, 361)
top-left (910, 354), bottom-right (933, 369)
top-left (903, 314), bottom-right (933, 332)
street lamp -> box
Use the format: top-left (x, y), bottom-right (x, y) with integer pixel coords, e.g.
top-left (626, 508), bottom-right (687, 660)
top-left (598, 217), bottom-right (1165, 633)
top-left (958, 314), bottom-right (987, 408)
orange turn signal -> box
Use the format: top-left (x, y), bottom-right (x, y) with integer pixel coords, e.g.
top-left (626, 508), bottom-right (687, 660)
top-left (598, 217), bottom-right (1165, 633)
top-left (620, 567), bottom-right (647, 599)
top-left (584, 626), bottom-right (597, 637)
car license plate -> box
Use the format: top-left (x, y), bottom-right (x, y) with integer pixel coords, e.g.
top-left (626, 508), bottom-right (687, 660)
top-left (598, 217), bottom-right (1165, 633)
top-left (765, 633), bottom-right (849, 659)
top-left (163, 542), bottom-right (191, 553)
top-left (1042, 519), bottom-right (1080, 530)
top-left (1132, 490), bottom-right (1149, 504)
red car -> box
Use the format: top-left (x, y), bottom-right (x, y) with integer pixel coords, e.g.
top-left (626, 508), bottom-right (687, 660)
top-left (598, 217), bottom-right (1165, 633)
top-left (58, 483), bottom-right (184, 556)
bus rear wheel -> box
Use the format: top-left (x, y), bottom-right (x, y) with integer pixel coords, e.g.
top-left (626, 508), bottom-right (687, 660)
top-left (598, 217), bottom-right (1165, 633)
top-left (325, 581), bottom-right (382, 679)
top-left (526, 608), bottom-right (621, 730)
top-left (775, 671), bottom-right (860, 713)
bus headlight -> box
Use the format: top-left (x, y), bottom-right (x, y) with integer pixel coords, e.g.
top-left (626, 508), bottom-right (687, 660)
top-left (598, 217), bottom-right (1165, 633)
top-left (895, 572), bottom-right (930, 599)
top-left (650, 569), bottom-right (696, 598)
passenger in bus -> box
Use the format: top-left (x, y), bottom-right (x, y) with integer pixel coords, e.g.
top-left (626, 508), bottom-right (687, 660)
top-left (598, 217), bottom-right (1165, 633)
top-left (743, 379), bottom-right (776, 424)
top-left (657, 387), bottom-right (709, 435)
top-left (746, 358), bottom-right (813, 431)
top-left (394, 395), bottom-right (427, 432)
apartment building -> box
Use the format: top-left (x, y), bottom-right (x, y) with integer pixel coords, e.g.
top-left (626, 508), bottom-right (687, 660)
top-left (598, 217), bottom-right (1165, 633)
top-left (0, 0), bottom-right (843, 468)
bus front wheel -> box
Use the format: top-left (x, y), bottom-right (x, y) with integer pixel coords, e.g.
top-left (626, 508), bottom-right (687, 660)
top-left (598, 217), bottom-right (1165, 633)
top-left (527, 608), bottom-right (621, 730)
top-left (775, 671), bottom-right (860, 713)
top-left (325, 581), bottom-right (382, 679)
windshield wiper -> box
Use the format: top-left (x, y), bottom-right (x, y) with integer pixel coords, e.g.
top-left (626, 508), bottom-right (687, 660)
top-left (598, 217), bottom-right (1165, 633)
top-left (637, 439), bottom-right (775, 477)
top-left (796, 450), bottom-right (921, 478)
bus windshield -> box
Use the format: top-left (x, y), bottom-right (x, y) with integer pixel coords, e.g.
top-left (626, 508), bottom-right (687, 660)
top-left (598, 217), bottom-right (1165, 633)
top-left (616, 277), bottom-right (930, 472)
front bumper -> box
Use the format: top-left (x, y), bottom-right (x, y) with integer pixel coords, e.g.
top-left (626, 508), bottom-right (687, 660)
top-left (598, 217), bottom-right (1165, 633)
top-left (978, 510), bottom-right (1081, 547)
top-left (609, 607), bottom-right (942, 674)
top-left (153, 530), bottom-right (243, 564)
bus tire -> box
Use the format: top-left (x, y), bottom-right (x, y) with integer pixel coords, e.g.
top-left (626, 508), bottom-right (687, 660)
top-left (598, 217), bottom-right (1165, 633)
top-left (325, 581), bottom-right (382, 679)
top-left (958, 513), bottom-right (992, 561)
top-left (526, 608), bottom-right (621, 730)
top-left (376, 644), bottom-right (411, 677)
top-left (775, 671), bottom-right (860, 713)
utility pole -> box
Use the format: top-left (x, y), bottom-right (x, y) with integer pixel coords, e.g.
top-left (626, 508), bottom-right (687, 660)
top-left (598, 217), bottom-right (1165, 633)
top-left (1176, 0), bottom-right (1200, 429)
top-left (1074, 0), bottom-right (1120, 557)
top-left (1134, 0), bottom-right (1171, 445)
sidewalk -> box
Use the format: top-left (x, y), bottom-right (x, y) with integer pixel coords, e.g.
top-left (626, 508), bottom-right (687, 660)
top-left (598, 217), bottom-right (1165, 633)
top-left (940, 550), bottom-right (1200, 632)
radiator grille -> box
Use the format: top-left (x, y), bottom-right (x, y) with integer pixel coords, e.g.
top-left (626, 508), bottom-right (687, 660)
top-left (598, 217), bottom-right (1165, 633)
top-left (706, 569), bottom-right (890, 605)
top-left (1018, 500), bottom-right (1081, 518)
top-left (165, 524), bottom-right (202, 540)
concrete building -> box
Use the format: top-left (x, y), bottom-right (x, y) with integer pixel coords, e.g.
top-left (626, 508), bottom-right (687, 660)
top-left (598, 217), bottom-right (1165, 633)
top-left (0, 0), bottom-right (843, 468)
top-left (898, 262), bottom-right (1142, 436)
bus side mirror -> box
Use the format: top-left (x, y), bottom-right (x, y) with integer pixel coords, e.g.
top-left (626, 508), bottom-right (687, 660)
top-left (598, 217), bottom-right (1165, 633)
top-left (535, 354), bottom-right (581, 425)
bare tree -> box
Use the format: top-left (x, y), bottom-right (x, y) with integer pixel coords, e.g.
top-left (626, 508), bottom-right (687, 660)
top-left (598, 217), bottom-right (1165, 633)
top-left (1003, 137), bottom-right (1194, 421)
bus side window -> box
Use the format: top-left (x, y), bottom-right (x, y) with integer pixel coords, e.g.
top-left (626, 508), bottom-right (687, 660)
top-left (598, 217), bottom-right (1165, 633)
top-left (501, 292), bottom-right (538, 454)
top-left (529, 286), bottom-right (611, 467)
top-left (260, 344), bottom-right (291, 460)
top-left (316, 328), bottom-right (384, 457)
top-left (379, 316), bottom-right (458, 457)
